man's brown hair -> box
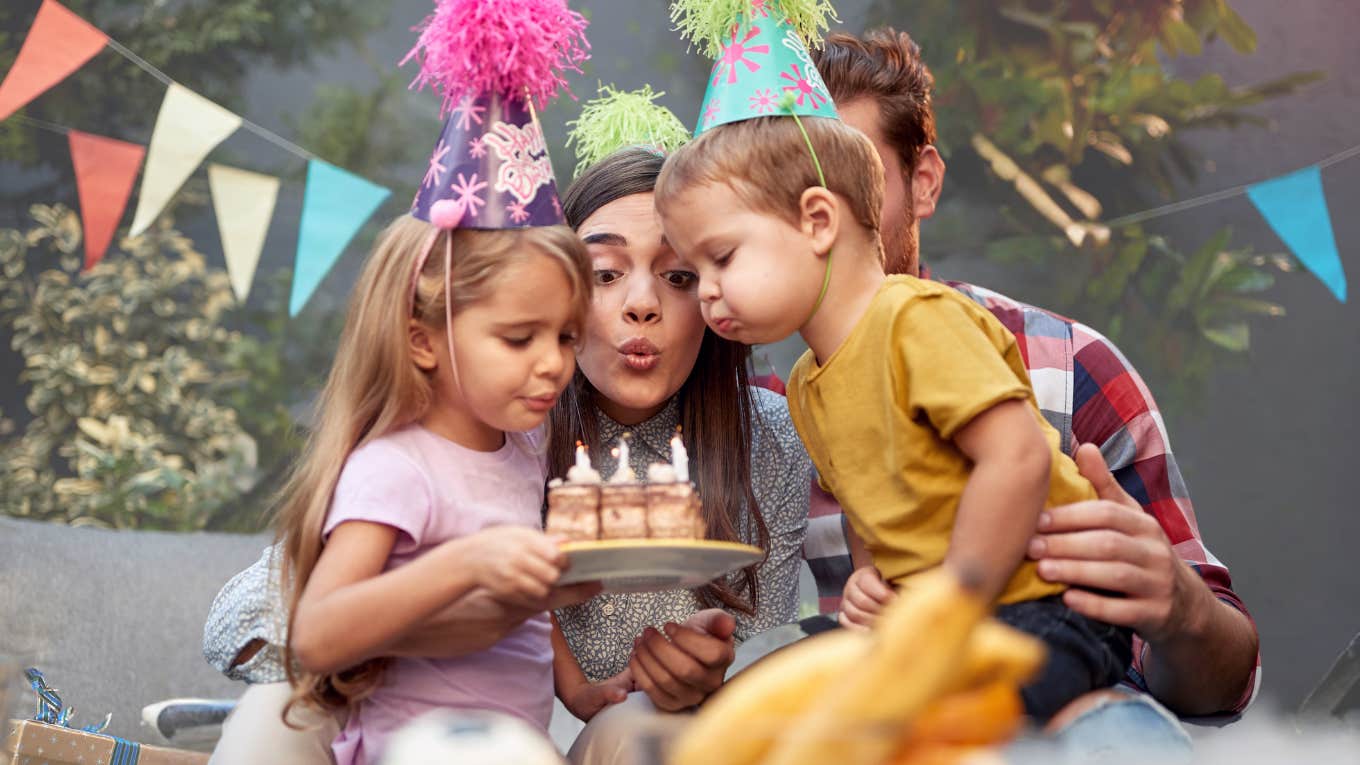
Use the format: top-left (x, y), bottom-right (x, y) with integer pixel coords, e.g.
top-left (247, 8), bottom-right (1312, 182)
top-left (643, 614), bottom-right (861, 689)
top-left (655, 115), bottom-right (885, 243)
top-left (812, 28), bottom-right (937, 174)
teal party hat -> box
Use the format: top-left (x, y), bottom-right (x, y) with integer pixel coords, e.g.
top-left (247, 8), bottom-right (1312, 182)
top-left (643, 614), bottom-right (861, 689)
top-left (672, 0), bottom-right (839, 135)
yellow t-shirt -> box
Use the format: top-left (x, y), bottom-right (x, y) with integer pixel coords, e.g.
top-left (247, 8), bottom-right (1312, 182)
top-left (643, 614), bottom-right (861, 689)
top-left (787, 276), bottom-right (1094, 604)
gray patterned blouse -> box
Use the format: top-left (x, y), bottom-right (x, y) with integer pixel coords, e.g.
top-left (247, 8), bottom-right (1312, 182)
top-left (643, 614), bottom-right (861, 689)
top-left (556, 387), bottom-right (811, 683)
top-left (201, 386), bottom-right (810, 686)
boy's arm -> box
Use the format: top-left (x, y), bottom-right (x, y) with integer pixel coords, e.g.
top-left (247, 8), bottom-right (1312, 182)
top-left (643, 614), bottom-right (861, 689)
top-left (847, 521), bottom-right (872, 569)
top-left (949, 399), bottom-right (1053, 601)
top-left (839, 523), bottom-right (895, 629)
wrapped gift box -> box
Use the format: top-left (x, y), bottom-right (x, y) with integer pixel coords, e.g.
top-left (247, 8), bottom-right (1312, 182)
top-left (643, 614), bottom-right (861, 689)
top-left (5, 718), bottom-right (207, 765)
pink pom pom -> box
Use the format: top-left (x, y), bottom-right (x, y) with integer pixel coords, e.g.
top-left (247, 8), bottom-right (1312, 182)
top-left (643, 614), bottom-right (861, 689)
top-left (430, 199), bottom-right (465, 229)
top-left (402, 0), bottom-right (590, 114)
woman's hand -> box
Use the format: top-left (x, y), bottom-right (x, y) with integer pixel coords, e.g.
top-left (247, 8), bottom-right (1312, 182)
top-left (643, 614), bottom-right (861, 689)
top-left (382, 582), bottom-right (599, 659)
top-left (560, 668), bottom-right (635, 722)
top-left (463, 526), bottom-right (566, 608)
top-left (628, 609), bottom-right (736, 712)
top-left (838, 565), bottom-right (896, 630)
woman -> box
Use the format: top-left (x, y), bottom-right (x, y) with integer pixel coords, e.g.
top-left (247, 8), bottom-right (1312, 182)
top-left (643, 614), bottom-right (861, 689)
top-left (202, 147), bottom-right (811, 763)
top-left (550, 146), bottom-right (811, 723)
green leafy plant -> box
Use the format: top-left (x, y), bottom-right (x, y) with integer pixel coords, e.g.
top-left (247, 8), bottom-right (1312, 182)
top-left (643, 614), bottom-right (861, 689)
top-left (0, 205), bottom-right (264, 529)
top-left (868, 0), bottom-right (1318, 399)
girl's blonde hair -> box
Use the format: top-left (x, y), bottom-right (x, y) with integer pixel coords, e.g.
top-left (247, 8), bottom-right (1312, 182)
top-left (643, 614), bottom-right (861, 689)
top-left (274, 215), bottom-right (590, 718)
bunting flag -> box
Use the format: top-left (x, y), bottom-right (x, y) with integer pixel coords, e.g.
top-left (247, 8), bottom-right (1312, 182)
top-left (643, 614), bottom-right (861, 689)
top-left (207, 164), bottom-right (280, 303)
top-left (68, 130), bottom-right (145, 271)
top-left (0, 0), bottom-right (108, 121)
top-left (290, 159), bottom-right (391, 316)
top-left (1246, 166), bottom-right (1347, 302)
top-left (128, 83), bottom-right (242, 236)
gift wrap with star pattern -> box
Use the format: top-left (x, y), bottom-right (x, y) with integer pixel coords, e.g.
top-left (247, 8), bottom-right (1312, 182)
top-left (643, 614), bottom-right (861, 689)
top-left (5, 719), bottom-right (206, 765)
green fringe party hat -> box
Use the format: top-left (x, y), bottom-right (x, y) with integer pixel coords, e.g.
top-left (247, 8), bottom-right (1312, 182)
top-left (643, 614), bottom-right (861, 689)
top-left (566, 84), bottom-right (692, 175)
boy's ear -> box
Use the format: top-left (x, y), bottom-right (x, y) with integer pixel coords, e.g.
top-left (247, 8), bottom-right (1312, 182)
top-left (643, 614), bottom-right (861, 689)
top-left (408, 320), bottom-right (438, 372)
top-left (798, 186), bottom-right (839, 257)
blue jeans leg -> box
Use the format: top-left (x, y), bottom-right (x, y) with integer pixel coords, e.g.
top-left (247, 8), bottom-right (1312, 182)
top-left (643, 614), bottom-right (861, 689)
top-left (1050, 690), bottom-right (1193, 764)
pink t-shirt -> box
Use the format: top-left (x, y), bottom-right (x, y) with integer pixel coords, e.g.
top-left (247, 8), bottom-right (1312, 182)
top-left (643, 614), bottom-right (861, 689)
top-left (322, 425), bottom-right (551, 765)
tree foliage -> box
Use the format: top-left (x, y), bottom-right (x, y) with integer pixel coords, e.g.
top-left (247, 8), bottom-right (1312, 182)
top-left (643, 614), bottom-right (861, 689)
top-left (0, 206), bottom-right (256, 528)
top-left (868, 0), bottom-right (1319, 399)
top-left (0, 1), bottom-right (397, 530)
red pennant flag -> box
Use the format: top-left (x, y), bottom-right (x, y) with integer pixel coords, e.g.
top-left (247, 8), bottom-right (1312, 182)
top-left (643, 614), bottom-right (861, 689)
top-left (0, 0), bottom-right (108, 121)
top-left (69, 130), bottom-right (145, 270)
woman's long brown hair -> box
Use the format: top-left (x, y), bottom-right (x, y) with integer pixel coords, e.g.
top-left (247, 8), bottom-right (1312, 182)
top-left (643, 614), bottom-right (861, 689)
top-left (552, 148), bottom-right (769, 613)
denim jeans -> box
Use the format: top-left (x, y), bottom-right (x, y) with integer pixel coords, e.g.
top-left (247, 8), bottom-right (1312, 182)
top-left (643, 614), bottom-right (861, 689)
top-left (1007, 688), bottom-right (1194, 764)
top-left (996, 596), bottom-right (1134, 722)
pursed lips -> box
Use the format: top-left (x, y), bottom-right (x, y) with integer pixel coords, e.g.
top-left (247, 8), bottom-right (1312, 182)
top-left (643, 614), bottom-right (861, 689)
top-left (618, 337), bottom-right (661, 371)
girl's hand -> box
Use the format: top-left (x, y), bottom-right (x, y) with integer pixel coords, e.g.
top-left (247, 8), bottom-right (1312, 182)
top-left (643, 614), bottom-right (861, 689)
top-left (561, 668), bottom-right (635, 722)
top-left (463, 526), bottom-right (566, 609)
top-left (838, 565), bottom-right (895, 630)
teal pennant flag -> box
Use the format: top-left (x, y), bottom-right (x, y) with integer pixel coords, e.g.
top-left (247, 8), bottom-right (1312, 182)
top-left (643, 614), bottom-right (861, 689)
top-left (290, 159), bottom-right (391, 316)
top-left (1246, 165), bottom-right (1347, 302)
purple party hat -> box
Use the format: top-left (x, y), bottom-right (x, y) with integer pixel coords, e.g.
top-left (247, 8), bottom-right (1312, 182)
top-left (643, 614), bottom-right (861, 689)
top-left (402, 0), bottom-right (589, 230)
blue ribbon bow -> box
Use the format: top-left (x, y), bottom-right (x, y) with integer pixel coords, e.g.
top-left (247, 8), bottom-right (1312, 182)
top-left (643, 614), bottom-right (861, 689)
top-left (24, 667), bottom-right (141, 764)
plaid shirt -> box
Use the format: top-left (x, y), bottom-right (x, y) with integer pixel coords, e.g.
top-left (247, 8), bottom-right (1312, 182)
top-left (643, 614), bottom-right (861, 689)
top-left (795, 278), bottom-right (1259, 713)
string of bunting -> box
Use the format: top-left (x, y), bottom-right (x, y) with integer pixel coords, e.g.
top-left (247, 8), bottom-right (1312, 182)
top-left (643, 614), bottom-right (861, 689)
top-left (0, 0), bottom-right (391, 315)
top-left (1, 0), bottom-right (1353, 305)
top-left (1103, 141), bottom-right (1359, 302)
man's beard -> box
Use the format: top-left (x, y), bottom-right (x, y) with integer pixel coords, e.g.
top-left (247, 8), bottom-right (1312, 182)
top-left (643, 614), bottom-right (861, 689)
top-left (881, 205), bottom-right (919, 277)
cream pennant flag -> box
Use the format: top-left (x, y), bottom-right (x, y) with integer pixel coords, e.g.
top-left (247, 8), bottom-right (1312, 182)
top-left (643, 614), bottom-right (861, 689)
top-left (129, 83), bottom-right (242, 236)
top-left (207, 163), bottom-right (279, 302)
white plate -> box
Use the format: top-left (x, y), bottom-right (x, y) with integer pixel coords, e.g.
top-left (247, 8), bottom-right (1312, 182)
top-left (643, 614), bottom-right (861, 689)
top-left (559, 539), bottom-right (764, 593)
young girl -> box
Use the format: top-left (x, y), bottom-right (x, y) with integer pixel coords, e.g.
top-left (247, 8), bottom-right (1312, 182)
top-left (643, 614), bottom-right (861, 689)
top-left (273, 215), bottom-right (592, 765)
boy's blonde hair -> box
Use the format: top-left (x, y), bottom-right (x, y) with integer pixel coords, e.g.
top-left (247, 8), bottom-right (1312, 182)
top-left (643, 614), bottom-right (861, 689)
top-left (274, 215), bottom-right (590, 719)
top-left (655, 116), bottom-right (886, 250)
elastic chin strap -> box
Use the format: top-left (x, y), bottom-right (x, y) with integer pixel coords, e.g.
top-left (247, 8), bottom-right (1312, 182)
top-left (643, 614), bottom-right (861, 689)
top-left (410, 227), bottom-right (464, 401)
top-left (785, 102), bottom-right (833, 327)
top-left (441, 233), bottom-right (464, 397)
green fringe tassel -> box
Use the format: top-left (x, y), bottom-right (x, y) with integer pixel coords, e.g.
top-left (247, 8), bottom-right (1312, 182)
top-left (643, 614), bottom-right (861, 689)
top-left (565, 84), bottom-right (692, 175)
top-left (670, 0), bottom-right (839, 58)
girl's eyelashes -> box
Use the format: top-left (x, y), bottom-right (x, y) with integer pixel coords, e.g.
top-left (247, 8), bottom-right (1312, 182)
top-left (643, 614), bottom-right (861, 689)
top-left (712, 250), bottom-right (734, 267)
top-left (594, 269), bottom-right (623, 286)
top-left (502, 335), bottom-right (533, 348)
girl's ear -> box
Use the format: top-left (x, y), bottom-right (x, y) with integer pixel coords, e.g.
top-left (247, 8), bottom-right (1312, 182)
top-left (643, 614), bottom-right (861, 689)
top-left (408, 319), bottom-right (438, 372)
top-left (799, 186), bottom-right (839, 258)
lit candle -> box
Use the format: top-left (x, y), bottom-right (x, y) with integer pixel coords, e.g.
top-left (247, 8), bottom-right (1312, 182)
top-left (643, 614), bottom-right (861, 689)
top-left (609, 437), bottom-right (634, 483)
top-left (670, 432), bottom-right (690, 483)
top-left (575, 441), bottom-right (590, 469)
top-left (616, 437), bottom-right (630, 475)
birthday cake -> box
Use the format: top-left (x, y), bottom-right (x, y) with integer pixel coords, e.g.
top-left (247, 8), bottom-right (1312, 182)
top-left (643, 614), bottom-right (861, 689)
top-left (546, 435), bottom-right (702, 541)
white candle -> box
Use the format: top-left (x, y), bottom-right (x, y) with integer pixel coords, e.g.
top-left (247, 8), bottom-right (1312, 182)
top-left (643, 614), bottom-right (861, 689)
top-left (575, 441), bottom-right (590, 469)
top-left (670, 433), bottom-right (690, 483)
